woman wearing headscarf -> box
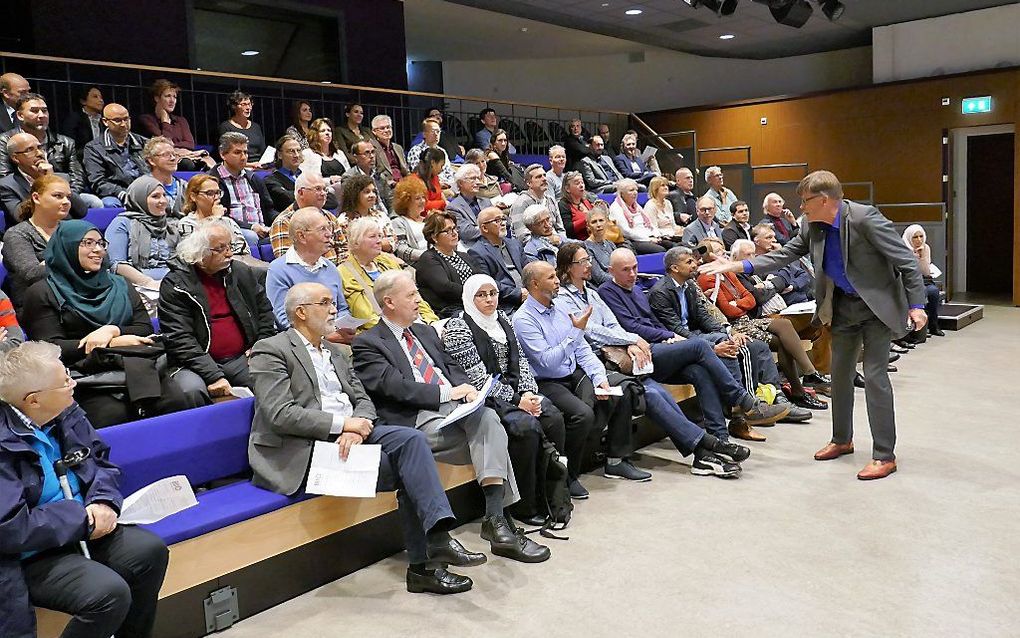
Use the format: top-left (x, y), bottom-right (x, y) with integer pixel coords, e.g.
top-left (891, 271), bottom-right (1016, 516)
top-left (443, 274), bottom-right (566, 526)
top-left (20, 220), bottom-right (188, 426)
top-left (105, 176), bottom-right (179, 286)
top-left (902, 224), bottom-right (945, 339)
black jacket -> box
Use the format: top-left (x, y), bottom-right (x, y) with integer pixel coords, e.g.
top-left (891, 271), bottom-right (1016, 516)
top-left (0, 129), bottom-right (86, 193)
top-left (158, 258), bottom-right (276, 384)
top-left (263, 168), bottom-right (338, 212)
top-left (562, 133), bottom-right (591, 170)
top-left (414, 247), bottom-right (481, 319)
top-left (208, 164), bottom-right (277, 229)
top-left (721, 219), bottom-right (752, 250)
top-left (649, 275), bottom-right (728, 341)
top-left (352, 321), bottom-right (471, 427)
top-left (61, 109), bottom-right (101, 156)
top-left (82, 132), bottom-right (149, 199)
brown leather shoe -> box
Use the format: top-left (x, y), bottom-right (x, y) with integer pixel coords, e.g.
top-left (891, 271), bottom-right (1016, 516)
top-left (813, 441), bottom-right (854, 461)
top-left (729, 419), bottom-right (766, 442)
top-left (857, 459), bottom-right (897, 480)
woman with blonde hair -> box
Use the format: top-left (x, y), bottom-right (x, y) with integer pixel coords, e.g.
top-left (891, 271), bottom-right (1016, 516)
top-left (1, 174), bottom-right (73, 305)
top-left (178, 174), bottom-right (265, 269)
top-left (643, 175), bottom-right (682, 241)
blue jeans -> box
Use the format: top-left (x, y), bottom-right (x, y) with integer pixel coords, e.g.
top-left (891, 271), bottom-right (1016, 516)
top-left (101, 195), bottom-right (123, 208)
top-left (642, 379), bottom-right (705, 456)
top-left (924, 283), bottom-right (941, 327)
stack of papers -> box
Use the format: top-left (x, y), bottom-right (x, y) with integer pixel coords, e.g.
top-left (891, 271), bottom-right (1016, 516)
top-left (306, 443), bottom-right (382, 498)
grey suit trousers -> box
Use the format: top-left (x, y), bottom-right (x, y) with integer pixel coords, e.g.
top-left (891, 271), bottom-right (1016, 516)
top-left (417, 403), bottom-right (520, 507)
top-left (829, 291), bottom-right (896, 460)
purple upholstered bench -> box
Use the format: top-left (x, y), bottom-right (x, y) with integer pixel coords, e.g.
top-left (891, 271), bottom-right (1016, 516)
top-left (597, 192), bottom-right (650, 207)
top-left (84, 207), bottom-right (125, 233)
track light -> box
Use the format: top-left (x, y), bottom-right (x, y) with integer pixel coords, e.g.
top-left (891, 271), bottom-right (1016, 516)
top-left (684, 0), bottom-right (739, 16)
top-left (766, 0), bottom-right (812, 28)
top-left (820, 0), bottom-right (844, 21)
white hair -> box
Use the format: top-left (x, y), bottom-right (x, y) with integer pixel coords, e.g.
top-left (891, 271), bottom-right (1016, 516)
top-left (176, 217), bottom-right (234, 264)
top-left (522, 204), bottom-right (551, 228)
top-left (454, 162), bottom-right (480, 183)
top-left (762, 191), bottom-right (783, 212)
top-left (294, 170), bottom-right (324, 196)
top-left (347, 216), bottom-right (381, 250)
top-left (370, 114), bottom-right (391, 128)
top-left (615, 177), bottom-right (639, 193)
top-left (730, 239), bottom-right (756, 259)
top-left (548, 144), bottom-right (565, 157)
top-left (373, 269), bottom-right (413, 307)
top-left (705, 166), bottom-right (722, 182)
top-left (0, 341), bottom-right (62, 404)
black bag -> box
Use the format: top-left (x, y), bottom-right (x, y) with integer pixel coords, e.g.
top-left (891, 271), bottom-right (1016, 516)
top-left (71, 342), bottom-right (171, 418)
top-left (533, 436), bottom-right (572, 538)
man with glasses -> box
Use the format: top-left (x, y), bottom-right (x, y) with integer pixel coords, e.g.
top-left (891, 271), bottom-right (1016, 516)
top-left (343, 139), bottom-right (392, 213)
top-left (521, 204), bottom-right (566, 265)
top-left (370, 114), bottom-right (409, 182)
top-left (469, 206), bottom-right (529, 312)
top-left (0, 341), bottom-right (169, 637)
top-left (682, 196), bottom-right (725, 247)
top-left (142, 136), bottom-right (187, 216)
top-left (82, 103), bottom-right (149, 207)
top-left (446, 163), bottom-right (492, 246)
top-left (0, 132), bottom-right (89, 230)
top-left (700, 170), bottom-right (927, 481)
top-left (269, 171), bottom-right (345, 264)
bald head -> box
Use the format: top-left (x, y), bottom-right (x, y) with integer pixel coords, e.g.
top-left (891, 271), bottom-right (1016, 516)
top-left (477, 205), bottom-right (506, 243)
top-left (101, 103), bottom-right (131, 140)
top-left (285, 282), bottom-right (336, 338)
top-left (0, 73), bottom-right (30, 108)
top-left (6, 132), bottom-right (46, 174)
top-left (607, 248), bottom-right (638, 290)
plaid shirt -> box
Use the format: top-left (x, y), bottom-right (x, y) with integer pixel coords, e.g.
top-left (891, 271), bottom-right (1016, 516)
top-left (217, 164), bottom-right (263, 225)
top-left (269, 206), bottom-right (345, 266)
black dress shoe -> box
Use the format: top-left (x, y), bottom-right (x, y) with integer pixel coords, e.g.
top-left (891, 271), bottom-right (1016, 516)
top-left (887, 364), bottom-right (897, 373)
top-left (893, 339), bottom-right (916, 350)
top-left (406, 568), bottom-right (473, 595)
top-left (890, 344), bottom-right (909, 354)
top-left (426, 536), bottom-right (487, 567)
top-left (888, 352), bottom-right (900, 363)
top-left (930, 326), bottom-right (946, 336)
top-left (854, 372), bottom-right (865, 388)
top-left (792, 393), bottom-right (828, 410)
top-left (480, 515), bottom-right (551, 563)
top-left (512, 512), bottom-right (549, 527)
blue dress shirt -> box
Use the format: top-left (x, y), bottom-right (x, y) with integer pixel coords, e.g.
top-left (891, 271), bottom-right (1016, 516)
top-left (512, 295), bottom-right (608, 386)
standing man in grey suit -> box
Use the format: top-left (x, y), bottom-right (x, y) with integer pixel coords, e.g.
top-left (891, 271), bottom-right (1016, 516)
top-left (700, 170), bottom-right (926, 480)
top-left (248, 282), bottom-right (486, 594)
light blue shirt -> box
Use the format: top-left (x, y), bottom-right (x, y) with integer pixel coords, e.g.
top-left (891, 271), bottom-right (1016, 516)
top-left (512, 295), bottom-right (607, 386)
top-left (556, 283), bottom-right (638, 350)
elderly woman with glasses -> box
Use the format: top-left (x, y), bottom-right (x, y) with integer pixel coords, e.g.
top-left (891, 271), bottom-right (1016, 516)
top-left (414, 211), bottom-right (482, 318)
top-left (20, 220), bottom-right (190, 426)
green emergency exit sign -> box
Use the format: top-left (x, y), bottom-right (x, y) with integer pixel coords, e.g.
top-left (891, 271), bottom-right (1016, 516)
top-left (962, 96), bottom-right (992, 114)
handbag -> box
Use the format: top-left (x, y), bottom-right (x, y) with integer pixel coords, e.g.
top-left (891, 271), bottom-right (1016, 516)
top-left (600, 346), bottom-right (633, 375)
top-left (72, 342), bottom-right (167, 405)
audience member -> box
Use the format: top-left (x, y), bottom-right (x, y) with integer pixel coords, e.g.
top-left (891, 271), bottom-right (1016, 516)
top-left (509, 164), bottom-right (565, 242)
top-left (730, 238), bottom-right (793, 312)
top-left (643, 175), bottom-right (683, 242)
top-left (21, 220), bottom-right (189, 426)
top-left (415, 212), bottom-right (481, 318)
top-left (105, 176), bottom-right (178, 285)
top-left (750, 225), bottom-right (813, 304)
top-left (60, 85), bottom-right (105, 153)
top-left (407, 147), bottom-right (448, 212)
top-left (269, 171), bottom-right (345, 263)
top-left (339, 174), bottom-right (394, 252)
top-left (666, 167), bottom-right (697, 225)
top-left (285, 100), bottom-right (313, 149)
top-left (371, 114), bottom-right (409, 182)
top-left (475, 107), bottom-right (516, 153)
top-left (2, 174), bottom-right (72, 306)
top-left (264, 135), bottom-right (339, 212)
top-left (265, 208), bottom-right (354, 334)
top-left (484, 129), bottom-right (524, 191)
top-left (407, 118), bottom-right (455, 187)
top-left (469, 207), bottom-right (528, 312)
top-left (722, 200), bottom-right (752, 249)
top-left (415, 107), bottom-right (465, 163)
top-left (0, 132), bottom-right (88, 229)
top-left (561, 119), bottom-right (590, 170)
top-left (159, 219), bottom-right (275, 406)
top-left (681, 196), bottom-right (724, 246)
top-left (0, 72), bottom-right (30, 132)
top-left (341, 217), bottom-right (437, 331)
top-left (249, 282), bottom-right (482, 595)
top-left (344, 139), bottom-right (392, 212)
top-left (522, 204), bottom-right (565, 265)
top-left (559, 170), bottom-right (598, 240)
top-left (141, 136), bottom-right (187, 216)
top-left (703, 166), bottom-right (738, 225)
top-left (0, 289), bottom-right (24, 350)
top-left (512, 261), bottom-right (643, 497)
top-left (613, 133), bottom-right (656, 186)
top-left (584, 203), bottom-right (624, 286)
top-left (138, 79), bottom-right (213, 170)
top-left (0, 340), bottom-right (168, 637)
top-left (82, 103), bottom-right (148, 207)
top-left (352, 270), bottom-right (550, 563)
top-left (555, 244), bottom-right (751, 477)
top-left (578, 135), bottom-right (627, 194)
top-left (390, 177), bottom-right (429, 264)
top-left (443, 274), bottom-right (566, 524)
top-left (178, 174), bottom-right (262, 268)
top-left (446, 163), bottom-right (491, 245)
top-left (545, 145), bottom-right (567, 200)
top-left (216, 91), bottom-right (266, 164)
top-left (463, 148), bottom-right (503, 199)
top-left (596, 123), bottom-right (618, 156)
top-left (305, 117), bottom-right (351, 189)
top-left (902, 224), bottom-right (945, 338)
top-left (762, 192), bottom-right (799, 245)
top-left (335, 103), bottom-right (373, 164)
top-left (209, 132), bottom-right (275, 241)
top-left (610, 178), bottom-right (672, 253)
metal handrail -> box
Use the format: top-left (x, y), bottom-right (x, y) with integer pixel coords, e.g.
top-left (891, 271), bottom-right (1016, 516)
top-left (752, 162), bottom-right (809, 170)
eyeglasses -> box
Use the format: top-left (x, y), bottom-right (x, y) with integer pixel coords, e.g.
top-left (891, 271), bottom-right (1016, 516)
top-left (698, 207), bottom-right (716, 213)
top-left (373, 125), bottom-right (392, 131)
top-left (199, 189), bottom-right (222, 197)
top-left (358, 149), bottom-right (376, 155)
top-left (152, 151), bottom-right (178, 159)
top-left (299, 299), bottom-right (337, 308)
top-left (299, 186), bottom-right (328, 193)
top-left (12, 145), bottom-right (42, 155)
top-left (480, 217), bottom-right (506, 226)
top-left (80, 238), bottom-right (109, 250)
top-left (801, 194), bottom-right (822, 204)
top-left (209, 243), bottom-right (233, 255)
top-left (24, 367), bottom-right (74, 400)
top-left (571, 257), bottom-right (592, 266)
top-left (474, 290), bottom-right (499, 299)
top-left (103, 116), bottom-right (130, 124)
top-left (437, 227), bottom-right (459, 236)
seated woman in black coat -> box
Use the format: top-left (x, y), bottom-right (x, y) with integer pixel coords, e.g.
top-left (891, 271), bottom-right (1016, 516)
top-left (443, 274), bottom-right (566, 526)
top-left (414, 211), bottom-right (481, 318)
top-left (20, 219), bottom-right (189, 427)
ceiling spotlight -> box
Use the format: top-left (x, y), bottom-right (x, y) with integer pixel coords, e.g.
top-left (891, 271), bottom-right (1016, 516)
top-left (764, 0), bottom-right (812, 27)
top-left (241, 50), bottom-right (260, 56)
top-left (820, 0), bottom-right (844, 20)
top-left (719, 33), bottom-right (735, 39)
top-left (625, 8), bottom-right (643, 15)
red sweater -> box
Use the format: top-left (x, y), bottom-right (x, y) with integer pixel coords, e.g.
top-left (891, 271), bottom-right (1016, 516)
top-left (697, 271), bottom-right (757, 320)
top-left (197, 270), bottom-right (246, 361)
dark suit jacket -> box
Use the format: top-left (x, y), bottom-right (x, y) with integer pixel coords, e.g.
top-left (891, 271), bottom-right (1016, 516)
top-left (562, 133), bottom-right (591, 170)
top-left (248, 329), bottom-right (378, 496)
top-left (263, 169), bottom-right (338, 212)
top-left (0, 171), bottom-right (87, 232)
top-left (748, 200), bottom-right (925, 337)
top-left (61, 110), bottom-right (100, 155)
top-left (414, 247), bottom-right (481, 319)
top-left (613, 152), bottom-right (654, 182)
top-left (0, 130), bottom-right (85, 194)
top-left (446, 193), bottom-right (491, 246)
top-left (352, 321), bottom-right (470, 427)
top-left (468, 237), bottom-right (527, 310)
top-left (372, 139), bottom-right (410, 178)
top-left (721, 220), bottom-right (752, 249)
top-left (0, 105), bottom-right (14, 133)
top-left (648, 275), bottom-right (727, 341)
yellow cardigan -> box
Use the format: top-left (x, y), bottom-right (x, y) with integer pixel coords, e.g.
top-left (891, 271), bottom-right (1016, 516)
top-left (340, 253), bottom-right (438, 331)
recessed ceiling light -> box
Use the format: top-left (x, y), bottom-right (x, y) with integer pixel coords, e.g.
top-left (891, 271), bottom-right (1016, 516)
top-left (625, 8), bottom-right (643, 15)
top-left (719, 34), bottom-right (735, 39)
top-left (601, 2), bottom-right (609, 5)
top-left (241, 50), bottom-right (260, 56)
top-left (520, 27), bottom-right (528, 32)
top-left (321, 81), bottom-right (332, 84)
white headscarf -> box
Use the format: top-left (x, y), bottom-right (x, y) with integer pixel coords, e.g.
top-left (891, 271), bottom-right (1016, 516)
top-left (902, 224), bottom-right (926, 250)
top-left (461, 274), bottom-right (506, 344)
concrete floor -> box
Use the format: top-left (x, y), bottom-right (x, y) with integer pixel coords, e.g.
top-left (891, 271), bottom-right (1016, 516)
top-left (223, 306), bottom-right (1020, 638)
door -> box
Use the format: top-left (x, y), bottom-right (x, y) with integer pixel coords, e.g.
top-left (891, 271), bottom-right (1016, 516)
top-left (965, 133), bottom-right (1014, 294)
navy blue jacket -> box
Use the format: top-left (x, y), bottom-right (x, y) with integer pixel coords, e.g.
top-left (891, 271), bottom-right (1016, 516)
top-left (597, 279), bottom-right (676, 344)
top-left (469, 237), bottom-right (527, 311)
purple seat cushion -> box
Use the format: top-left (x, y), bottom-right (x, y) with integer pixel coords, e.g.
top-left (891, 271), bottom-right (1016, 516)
top-left (84, 207), bottom-right (125, 233)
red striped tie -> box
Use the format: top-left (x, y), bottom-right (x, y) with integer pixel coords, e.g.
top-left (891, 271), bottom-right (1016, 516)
top-left (404, 329), bottom-right (443, 385)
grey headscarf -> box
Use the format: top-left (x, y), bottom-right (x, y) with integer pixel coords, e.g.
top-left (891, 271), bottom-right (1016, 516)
top-left (123, 175), bottom-right (178, 269)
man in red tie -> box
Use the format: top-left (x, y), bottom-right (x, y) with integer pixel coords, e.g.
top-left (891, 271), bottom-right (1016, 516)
top-left (353, 270), bottom-right (550, 563)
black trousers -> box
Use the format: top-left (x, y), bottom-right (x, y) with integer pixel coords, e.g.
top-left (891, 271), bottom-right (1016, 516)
top-left (23, 525), bottom-right (169, 638)
top-left (503, 397), bottom-right (566, 516)
top-left (538, 367), bottom-right (633, 478)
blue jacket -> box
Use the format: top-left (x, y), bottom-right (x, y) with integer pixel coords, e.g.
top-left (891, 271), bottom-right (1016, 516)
top-left (613, 152), bottom-right (655, 182)
top-left (0, 402), bottom-right (123, 635)
top-left (597, 279), bottom-right (676, 344)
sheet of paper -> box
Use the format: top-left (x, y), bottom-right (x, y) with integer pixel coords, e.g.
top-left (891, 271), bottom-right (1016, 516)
top-left (332, 313), bottom-right (369, 331)
top-left (119, 475), bottom-right (198, 525)
top-left (631, 355), bottom-right (654, 376)
top-left (438, 376), bottom-right (495, 428)
top-left (594, 385), bottom-right (624, 397)
top-left (930, 264), bottom-right (942, 279)
top-left (305, 443), bottom-right (381, 498)
top-left (780, 300), bottom-right (816, 315)
top-left (640, 146), bottom-right (658, 163)
top-left (229, 387), bottom-right (254, 399)
top-left (491, 192), bottom-right (518, 208)
top-left (257, 145), bottom-right (276, 166)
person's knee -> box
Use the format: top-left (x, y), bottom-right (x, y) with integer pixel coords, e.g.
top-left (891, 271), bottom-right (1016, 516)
top-left (80, 570), bottom-right (133, 625)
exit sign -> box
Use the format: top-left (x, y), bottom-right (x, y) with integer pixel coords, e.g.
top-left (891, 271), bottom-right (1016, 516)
top-left (962, 96), bottom-right (992, 114)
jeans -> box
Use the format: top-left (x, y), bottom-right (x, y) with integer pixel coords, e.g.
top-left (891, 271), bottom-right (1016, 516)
top-left (642, 379), bottom-right (705, 456)
top-left (101, 195), bottom-right (124, 208)
top-left (78, 192), bottom-right (103, 209)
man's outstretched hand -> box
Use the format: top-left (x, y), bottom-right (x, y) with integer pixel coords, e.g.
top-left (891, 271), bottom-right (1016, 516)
top-left (698, 257), bottom-right (743, 276)
top-left (908, 308), bottom-right (928, 330)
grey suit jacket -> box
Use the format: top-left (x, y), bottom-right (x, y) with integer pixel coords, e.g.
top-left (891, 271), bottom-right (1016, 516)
top-left (248, 329), bottom-right (378, 496)
top-left (681, 219), bottom-right (724, 247)
top-left (446, 193), bottom-right (492, 246)
top-left (747, 200), bottom-right (925, 338)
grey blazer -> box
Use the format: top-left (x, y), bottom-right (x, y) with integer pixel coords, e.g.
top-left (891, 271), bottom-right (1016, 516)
top-left (248, 329), bottom-right (377, 496)
top-left (681, 219), bottom-right (724, 247)
top-left (747, 200), bottom-right (925, 338)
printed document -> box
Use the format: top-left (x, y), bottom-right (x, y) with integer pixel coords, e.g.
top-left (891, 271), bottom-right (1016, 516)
top-left (306, 442), bottom-right (381, 498)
